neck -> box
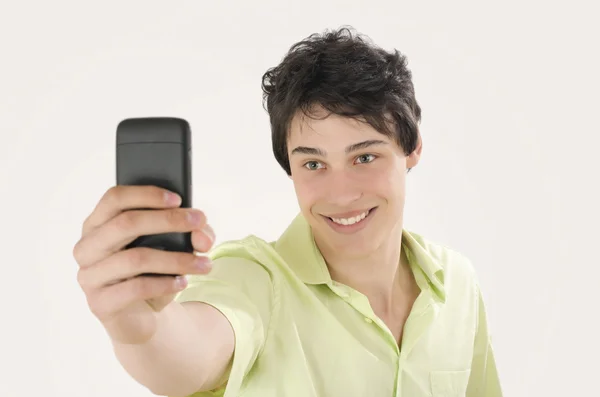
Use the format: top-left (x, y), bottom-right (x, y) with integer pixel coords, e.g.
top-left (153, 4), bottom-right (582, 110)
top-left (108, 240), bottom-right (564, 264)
top-left (318, 223), bottom-right (414, 315)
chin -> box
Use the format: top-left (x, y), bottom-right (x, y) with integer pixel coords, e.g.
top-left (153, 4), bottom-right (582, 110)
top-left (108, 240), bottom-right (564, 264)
top-left (333, 237), bottom-right (383, 259)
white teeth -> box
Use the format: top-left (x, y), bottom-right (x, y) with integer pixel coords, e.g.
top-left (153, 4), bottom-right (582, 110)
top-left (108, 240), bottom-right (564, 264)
top-left (331, 210), bottom-right (370, 225)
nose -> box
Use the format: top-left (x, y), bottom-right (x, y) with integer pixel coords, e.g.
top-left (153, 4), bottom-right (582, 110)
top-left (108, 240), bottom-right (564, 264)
top-left (325, 169), bottom-right (363, 207)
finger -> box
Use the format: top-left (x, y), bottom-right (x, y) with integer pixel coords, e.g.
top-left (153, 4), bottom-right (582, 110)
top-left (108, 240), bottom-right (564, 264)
top-left (78, 247), bottom-right (212, 290)
top-left (147, 294), bottom-right (177, 312)
top-left (191, 223), bottom-right (216, 253)
top-left (82, 185), bottom-right (182, 237)
top-left (74, 208), bottom-right (207, 267)
top-left (87, 274), bottom-right (188, 322)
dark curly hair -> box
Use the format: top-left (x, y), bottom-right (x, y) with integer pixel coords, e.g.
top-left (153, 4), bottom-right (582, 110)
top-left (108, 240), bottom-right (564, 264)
top-left (261, 26), bottom-right (422, 175)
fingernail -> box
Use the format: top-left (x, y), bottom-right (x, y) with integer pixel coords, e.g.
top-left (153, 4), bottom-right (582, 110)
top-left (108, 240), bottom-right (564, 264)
top-left (202, 224), bottom-right (215, 243)
top-left (175, 275), bottom-right (188, 289)
top-left (165, 192), bottom-right (181, 206)
top-left (193, 256), bottom-right (212, 270)
top-left (187, 211), bottom-right (202, 225)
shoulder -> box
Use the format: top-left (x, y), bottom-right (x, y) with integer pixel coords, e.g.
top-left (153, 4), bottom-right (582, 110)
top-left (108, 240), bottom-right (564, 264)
top-left (194, 234), bottom-right (289, 301)
top-left (207, 234), bottom-right (288, 275)
top-left (177, 235), bottom-right (280, 331)
top-left (407, 229), bottom-right (481, 290)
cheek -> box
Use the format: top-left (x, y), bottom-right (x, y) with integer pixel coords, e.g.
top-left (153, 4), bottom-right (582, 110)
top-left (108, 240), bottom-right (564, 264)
top-left (292, 174), bottom-right (323, 209)
top-left (368, 163), bottom-right (405, 200)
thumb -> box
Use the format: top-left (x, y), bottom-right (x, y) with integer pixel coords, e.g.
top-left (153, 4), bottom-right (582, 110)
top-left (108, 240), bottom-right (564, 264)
top-left (146, 292), bottom-right (179, 312)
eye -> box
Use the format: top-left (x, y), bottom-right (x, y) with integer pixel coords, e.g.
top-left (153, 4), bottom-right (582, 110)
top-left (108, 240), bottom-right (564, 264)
top-left (303, 160), bottom-right (324, 171)
top-left (355, 154), bottom-right (377, 164)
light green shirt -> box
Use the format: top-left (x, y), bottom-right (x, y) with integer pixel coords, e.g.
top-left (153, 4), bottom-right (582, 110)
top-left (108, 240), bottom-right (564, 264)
top-left (175, 213), bottom-right (502, 396)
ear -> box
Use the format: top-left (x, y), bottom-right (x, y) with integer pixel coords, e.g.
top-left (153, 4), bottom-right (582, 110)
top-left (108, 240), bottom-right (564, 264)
top-left (406, 134), bottom-right (422, 170)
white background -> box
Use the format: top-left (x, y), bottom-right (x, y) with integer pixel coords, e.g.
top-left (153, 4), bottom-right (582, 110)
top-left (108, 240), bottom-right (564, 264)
top-left (1, 1), bottom-right (599, 396)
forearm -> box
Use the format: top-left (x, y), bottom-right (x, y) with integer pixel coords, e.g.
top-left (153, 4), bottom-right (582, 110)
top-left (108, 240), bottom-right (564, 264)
top-left (112, 301), bottom-right (234, 396)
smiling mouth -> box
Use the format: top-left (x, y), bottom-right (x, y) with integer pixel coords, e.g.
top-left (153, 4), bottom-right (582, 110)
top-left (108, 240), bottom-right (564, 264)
top-left (324, 207), bottom-right (377, 226)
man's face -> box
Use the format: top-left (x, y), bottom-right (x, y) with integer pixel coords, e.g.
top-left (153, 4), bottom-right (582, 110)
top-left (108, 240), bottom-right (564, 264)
top-left (287, 108), bottom-right (422, 258)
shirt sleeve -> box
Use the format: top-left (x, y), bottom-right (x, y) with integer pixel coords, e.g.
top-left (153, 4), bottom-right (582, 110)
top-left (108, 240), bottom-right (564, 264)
top-left (466, 285), bottom-right (503, 397)
top-left (174, 255), bottom-right (274, 396)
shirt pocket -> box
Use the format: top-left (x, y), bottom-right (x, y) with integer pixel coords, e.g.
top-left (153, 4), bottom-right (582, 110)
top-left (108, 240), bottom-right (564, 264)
top-left (430, 369), bottom-right (471, 397)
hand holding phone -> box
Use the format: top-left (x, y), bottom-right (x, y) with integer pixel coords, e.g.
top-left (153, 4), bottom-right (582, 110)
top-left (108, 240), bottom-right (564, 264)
top-left (72, 117), bottom-right (216, 345)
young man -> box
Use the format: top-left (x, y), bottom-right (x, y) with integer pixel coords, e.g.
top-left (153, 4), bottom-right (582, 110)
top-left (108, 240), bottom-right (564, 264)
top-left (74, 27), bottom-right (502, 396)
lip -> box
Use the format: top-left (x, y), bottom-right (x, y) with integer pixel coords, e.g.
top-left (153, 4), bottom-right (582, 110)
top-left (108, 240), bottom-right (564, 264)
top-left (324, 208), bottom-right (373, 219)
top-left (321, 207), bottom-right (378, 235)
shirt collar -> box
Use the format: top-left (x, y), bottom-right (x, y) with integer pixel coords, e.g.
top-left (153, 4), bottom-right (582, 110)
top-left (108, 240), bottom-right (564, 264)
top-left (273, 212), bottom-right (446, 302)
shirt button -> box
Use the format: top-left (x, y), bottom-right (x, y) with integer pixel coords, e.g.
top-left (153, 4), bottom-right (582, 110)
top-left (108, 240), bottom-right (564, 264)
top-left (364, 317), bottom-right (373, 324)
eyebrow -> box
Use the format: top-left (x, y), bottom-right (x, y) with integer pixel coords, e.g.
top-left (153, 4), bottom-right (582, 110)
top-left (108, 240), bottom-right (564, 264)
top-left (290, 139), bottom-right (388, 157)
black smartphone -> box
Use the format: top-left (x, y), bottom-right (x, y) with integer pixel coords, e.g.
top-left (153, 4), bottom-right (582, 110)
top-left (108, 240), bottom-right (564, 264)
top-left (116, 117), bottom-right (193, 256)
